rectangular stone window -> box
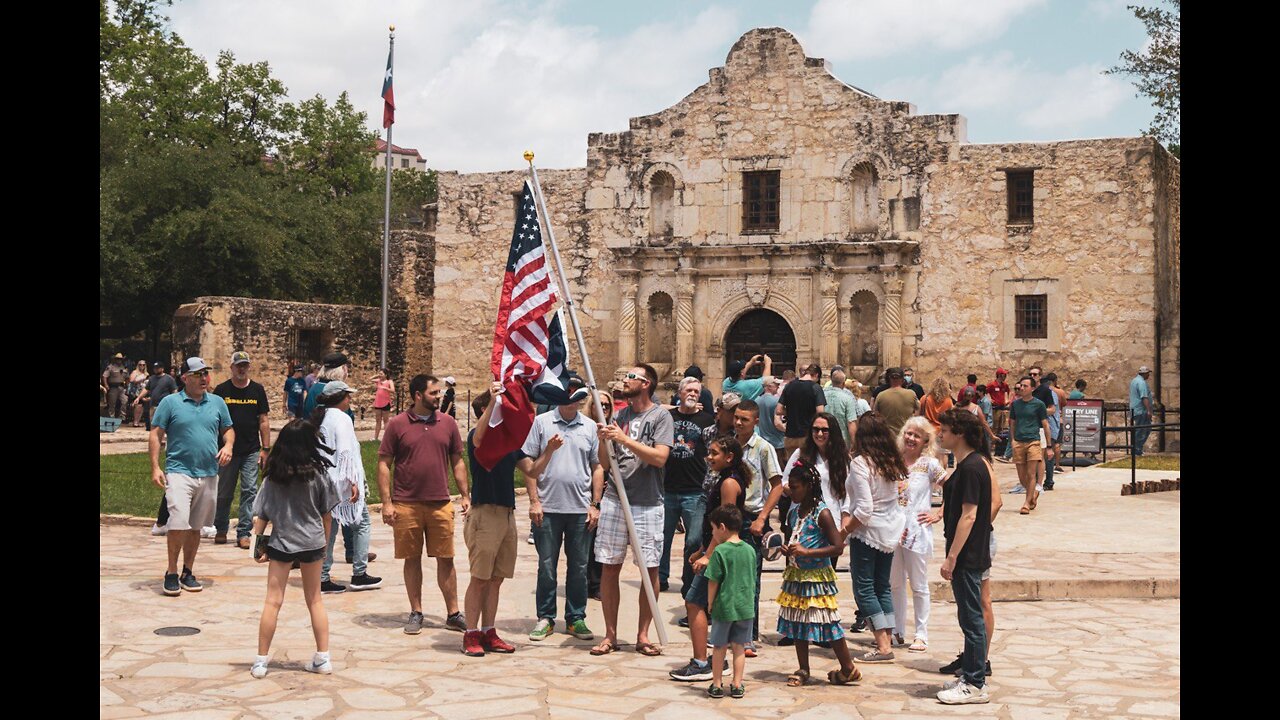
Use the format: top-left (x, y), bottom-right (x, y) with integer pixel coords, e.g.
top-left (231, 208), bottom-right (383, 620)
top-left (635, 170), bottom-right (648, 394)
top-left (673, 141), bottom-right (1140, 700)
top-left (1015, 294), bottom-right (1047, 339)
top-left (401, 158), bottom-right (409, 168)
top-left (1007, 170), bottom-right (1034, 225)
top-left (742, 170), bottom-right (780, 233)
top-left (292, 328), bottom-right (332, 364)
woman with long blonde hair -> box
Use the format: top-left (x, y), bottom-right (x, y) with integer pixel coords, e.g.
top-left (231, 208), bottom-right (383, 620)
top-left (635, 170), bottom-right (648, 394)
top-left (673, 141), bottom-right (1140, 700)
top-left (891, 416), bottom-right (946, 652)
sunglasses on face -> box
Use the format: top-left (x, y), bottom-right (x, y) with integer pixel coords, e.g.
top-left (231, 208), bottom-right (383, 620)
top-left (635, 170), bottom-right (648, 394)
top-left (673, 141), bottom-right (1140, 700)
top-left (624, 373), bottom-right (648, 384)
top-left (188, 370), bottom-right (209, 377)
top-left (811, 427), bottom-right (831, 434)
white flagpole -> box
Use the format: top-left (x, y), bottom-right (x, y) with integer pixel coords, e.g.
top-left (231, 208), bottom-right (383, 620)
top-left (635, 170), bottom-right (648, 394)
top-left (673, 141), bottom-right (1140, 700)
top-left (523, 151), bottom-right (667, 647)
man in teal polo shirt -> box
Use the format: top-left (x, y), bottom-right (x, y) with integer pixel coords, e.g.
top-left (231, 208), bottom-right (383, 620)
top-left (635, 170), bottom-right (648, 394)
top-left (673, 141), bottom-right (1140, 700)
top-left (150, 357), bottom-right (234, 597)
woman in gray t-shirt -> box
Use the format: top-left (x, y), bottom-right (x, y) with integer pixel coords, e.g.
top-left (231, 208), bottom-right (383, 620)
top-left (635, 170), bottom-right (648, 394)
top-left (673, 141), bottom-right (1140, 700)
top-left (248, 420), bottom-right (342, 680)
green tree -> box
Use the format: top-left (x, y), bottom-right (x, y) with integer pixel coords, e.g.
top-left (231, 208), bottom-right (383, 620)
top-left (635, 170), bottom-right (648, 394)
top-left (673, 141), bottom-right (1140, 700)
top-left (1108, 0), bottom-right (1179, 155)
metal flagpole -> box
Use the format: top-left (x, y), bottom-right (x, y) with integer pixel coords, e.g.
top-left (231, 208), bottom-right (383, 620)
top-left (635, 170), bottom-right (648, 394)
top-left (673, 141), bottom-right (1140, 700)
top-left (523, 151), bottom-right (668, 647)
top-left (380, 25), bottom-right (395, 370)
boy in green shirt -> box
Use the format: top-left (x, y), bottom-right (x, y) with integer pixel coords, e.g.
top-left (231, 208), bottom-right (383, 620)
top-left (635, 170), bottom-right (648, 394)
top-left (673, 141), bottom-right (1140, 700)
top-left (704, 504), bottom-right (757, 699)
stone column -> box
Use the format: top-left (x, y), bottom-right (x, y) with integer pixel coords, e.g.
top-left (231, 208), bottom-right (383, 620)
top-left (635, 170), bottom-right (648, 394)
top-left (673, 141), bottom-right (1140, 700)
top-left (837, 290), bottom-right (853, 370)
top-left (618, 282), bottom-right (639, 366)
top-left (881, 269), bottom-right (905, 368)
top-left (819, 270), bottom-right (839, 370)
top-left (675, 283), bottom-right (694, 374)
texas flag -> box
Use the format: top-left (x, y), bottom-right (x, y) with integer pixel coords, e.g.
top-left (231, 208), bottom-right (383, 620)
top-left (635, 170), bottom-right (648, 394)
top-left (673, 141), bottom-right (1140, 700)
top-left (381, 50), bottom-right (395, 128)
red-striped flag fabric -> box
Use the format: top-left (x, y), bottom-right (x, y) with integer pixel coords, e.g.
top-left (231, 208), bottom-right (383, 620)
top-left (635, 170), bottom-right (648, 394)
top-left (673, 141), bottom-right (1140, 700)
top-left (473, 182), bottom-right (557, 470)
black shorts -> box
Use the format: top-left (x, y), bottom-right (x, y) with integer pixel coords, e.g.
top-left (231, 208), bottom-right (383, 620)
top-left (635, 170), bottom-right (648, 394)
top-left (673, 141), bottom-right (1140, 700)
top-left (265, 546), bottom-right (325, 564)
top-left (374, 404), bottom-right (391, 411)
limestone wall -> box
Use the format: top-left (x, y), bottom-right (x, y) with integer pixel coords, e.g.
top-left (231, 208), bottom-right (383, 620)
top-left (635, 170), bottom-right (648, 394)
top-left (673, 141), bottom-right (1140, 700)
top-left (430, 168), bottom-right (595, 427)
top-left (910, 137), bottom-right (1165, 402)
top-left (1152, 145), bottom-right (1180, 411)
top-left (171, 297), bottom-right (388, 420)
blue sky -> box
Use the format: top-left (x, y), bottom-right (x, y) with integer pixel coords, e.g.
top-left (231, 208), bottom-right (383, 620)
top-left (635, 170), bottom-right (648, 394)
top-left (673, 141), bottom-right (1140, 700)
top-left (165, 0), bottom-right (1159, 172)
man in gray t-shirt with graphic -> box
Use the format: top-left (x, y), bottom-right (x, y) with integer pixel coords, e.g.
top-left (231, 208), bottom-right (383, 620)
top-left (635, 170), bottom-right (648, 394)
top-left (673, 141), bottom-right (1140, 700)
top-left (593, 364), bottom-right (673, 657)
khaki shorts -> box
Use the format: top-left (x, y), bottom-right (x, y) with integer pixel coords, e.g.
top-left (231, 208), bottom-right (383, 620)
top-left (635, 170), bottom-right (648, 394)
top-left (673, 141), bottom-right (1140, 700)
top-left (1012, 440), bottom-right (1043, 463)
top-left (392, 500), bottom-right (455, 559)
top-left (464, 504), bottom-right (518, 580)
top-left (164, 473), bottom-right (217, 531)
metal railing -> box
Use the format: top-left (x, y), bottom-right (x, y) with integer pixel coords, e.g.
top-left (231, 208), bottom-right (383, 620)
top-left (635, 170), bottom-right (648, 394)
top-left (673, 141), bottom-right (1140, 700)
top-left (1099, 418), bottom-right (1181, 493)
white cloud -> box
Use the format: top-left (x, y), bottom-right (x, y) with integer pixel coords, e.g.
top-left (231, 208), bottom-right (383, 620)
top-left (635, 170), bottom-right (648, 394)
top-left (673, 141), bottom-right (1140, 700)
top-left (801, 0), bottom-right (1046, 62)
top-left (1085, 0), bottom-right (1131, 20)
top-left (878, 54), bottom-right (1130, 137)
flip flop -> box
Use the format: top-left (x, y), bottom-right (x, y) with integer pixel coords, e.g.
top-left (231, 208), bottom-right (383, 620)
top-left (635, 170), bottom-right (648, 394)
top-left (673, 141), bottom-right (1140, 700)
top-left (635, 642), bottom-right (663, 656)
top-left (589, 641), bottom-right (618, 656)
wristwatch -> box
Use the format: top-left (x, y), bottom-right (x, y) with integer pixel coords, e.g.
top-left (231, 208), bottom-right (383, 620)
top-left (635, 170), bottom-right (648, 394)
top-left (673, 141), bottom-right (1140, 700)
top-left (591, 501), bottom-right (601, 509)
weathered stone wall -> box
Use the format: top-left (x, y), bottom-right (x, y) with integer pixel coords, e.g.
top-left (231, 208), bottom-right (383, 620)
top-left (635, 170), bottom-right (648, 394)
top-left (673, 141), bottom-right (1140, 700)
top-left (1152, 145), bottom-right (1180, 411)
top-left (430, 168), bottom-right (593, 427)
top-left (389, 227), bottom-right (436, 381)
top-left (171, 297), bottom-right (387, 420)
top-left (911, 137), bottom-right (1164, 402)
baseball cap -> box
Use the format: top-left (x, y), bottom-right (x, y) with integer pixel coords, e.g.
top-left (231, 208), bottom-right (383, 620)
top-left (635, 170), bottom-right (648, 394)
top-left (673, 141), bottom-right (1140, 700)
top-left (183, 357), bottom-right (209, 374)
top-left (322, 352), bottom-right (348, 369)
top-left (717, 392), bottom-right (743, 411)
top-left (886, 366), bottom-right (904, 380)
top-left (152, 361), bottom-right (164, 369)
top-left (112, 352), bottom-right (125, 360)
top-left (293, 365), bottom-right (305, 373)
top-left (684, 365), bottom-right (705, 381)
top-left (1138, 365), bottom-right (1151, 374)
top-left (318, 380), bottom-right (357, 398)
top-left (443, 376), bottom-right (457, 386)
top-left (995, 367), bottom-right (1008, 375)
top-left (230, 351), bottom-right (251, 365)
top-left (762, 530), bottom-right (785, 562)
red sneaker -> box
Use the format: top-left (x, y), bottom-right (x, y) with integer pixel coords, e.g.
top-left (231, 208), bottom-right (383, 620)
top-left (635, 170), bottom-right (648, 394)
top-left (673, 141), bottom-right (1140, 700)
top-left (462, 630), bottom-right (485, 657)
top-left (484, 628), bottom-right (516, 653)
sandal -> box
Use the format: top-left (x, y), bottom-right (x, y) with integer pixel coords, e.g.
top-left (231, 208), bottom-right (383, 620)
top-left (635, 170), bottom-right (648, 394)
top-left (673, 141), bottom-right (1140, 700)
top-left (908, 638), bottom-right (928, 652)
top-left (828, 666), bottom-right (862, 685)
top-left (1019, 506), bottom-right (1031, 515)
top-left (635, 642), bottom-right (663, 656)
top-left (787, 669), bottom-right (811, 687)
top-left (589, 640), bottom-right (618, 656)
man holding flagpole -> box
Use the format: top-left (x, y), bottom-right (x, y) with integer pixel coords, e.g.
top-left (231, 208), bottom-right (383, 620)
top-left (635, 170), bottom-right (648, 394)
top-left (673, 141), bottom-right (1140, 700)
top-left (592, 363), bottom-right (673, 656)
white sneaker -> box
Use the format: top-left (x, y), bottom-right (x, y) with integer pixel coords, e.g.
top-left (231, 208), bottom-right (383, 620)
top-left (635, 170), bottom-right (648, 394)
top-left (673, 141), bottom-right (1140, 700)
top-left (200, 526), bottom-right (217, 539)
top-left (307, 656), bottom-right (332, 674)
top-left (250, 658), bottom-right (269, 679)
top-left (937, 680), bottom-right (990, 704)
top-left (527, 531), bottom-right (535, 545)
top-left (151, 524), bottom-right (168, 536)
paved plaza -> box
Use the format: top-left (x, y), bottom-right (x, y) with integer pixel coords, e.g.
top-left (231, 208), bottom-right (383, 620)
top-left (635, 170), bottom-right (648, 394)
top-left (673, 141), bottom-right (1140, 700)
top-left (101, 463), bottom-right (1179, 718)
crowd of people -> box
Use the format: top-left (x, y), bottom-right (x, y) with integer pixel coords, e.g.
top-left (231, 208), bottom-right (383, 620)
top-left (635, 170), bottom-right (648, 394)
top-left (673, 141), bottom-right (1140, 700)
top-left (129, 347), bottom-right (1157, 705)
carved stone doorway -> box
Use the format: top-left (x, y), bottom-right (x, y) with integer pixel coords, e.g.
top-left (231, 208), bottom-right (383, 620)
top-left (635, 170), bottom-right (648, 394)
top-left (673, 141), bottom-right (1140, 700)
top-left (848, 290), bottom-right (881, 366)
top-left (724, 309), bottom-right (796, 379)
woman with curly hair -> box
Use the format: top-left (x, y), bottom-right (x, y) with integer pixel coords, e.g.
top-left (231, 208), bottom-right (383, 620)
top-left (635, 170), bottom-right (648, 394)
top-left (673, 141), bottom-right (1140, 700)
top-left (892, 416), bottom-right (947, 652)
top-left (843, 412), bottom-right (908, 663)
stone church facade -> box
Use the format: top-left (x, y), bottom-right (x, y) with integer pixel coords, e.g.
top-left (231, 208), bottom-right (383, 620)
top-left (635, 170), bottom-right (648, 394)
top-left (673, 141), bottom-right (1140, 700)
top-left (430, 28), bottom-right (1179, 410)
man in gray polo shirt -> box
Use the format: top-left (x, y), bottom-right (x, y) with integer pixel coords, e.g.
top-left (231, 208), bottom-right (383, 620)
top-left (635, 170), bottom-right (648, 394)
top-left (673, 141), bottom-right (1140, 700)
top-left (150, 357), bottom-right (234, 596)
top-left (519, 379), bottom-right (604, 642)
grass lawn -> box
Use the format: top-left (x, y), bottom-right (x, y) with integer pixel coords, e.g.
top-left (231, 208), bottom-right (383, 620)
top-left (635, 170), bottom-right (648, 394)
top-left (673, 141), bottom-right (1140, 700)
top-left (1097, 455), bottom-right (1180, 471)
top-left (100, 442), bottom-right (524, 518)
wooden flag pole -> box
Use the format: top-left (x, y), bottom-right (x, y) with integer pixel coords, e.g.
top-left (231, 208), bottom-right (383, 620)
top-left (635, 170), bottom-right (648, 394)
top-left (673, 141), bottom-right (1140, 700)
top-left (523, 151), bottom-right (668, 648)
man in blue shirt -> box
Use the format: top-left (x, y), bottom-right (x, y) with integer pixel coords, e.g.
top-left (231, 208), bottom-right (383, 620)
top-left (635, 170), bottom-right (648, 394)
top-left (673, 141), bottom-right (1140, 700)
top-left (150, 357), bottom-right (234, 597)
top-left (285, 365), bottom-right (307, 419)
top-left (721, 354), bottom-right (773, 402)
top-left (1129, 365), bottom-right (1153, 457)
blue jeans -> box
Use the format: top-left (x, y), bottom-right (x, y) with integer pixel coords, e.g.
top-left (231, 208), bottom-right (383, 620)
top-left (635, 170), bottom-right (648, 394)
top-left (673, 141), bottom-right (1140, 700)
top-left (952, 566), bottom-right (987, 688)
top-left (849, 539), bottom-right (895, 631)
top-left (214, 452), bottom-right (259, 538)
top-left (1132, 411), bottom-right (1151, 456)
top-left (742, 509), bottom-right (767, 641)
top-left (661, 491), bottom-right (705, 592)
top-left (323, 506), bottom-right (372, 580)
top-left (534, 512), bottom-right (589, 623)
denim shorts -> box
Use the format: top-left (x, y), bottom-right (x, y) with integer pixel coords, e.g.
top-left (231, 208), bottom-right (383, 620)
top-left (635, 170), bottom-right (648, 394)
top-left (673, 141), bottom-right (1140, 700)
top-left (709, 618), bottom-right (753, 647)
top-left (685, 571), bottom-right (709, 609)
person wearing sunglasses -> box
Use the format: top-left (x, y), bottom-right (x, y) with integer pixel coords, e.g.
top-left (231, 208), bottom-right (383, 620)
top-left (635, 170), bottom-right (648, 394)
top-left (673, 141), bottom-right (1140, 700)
top-left (149, 357), bottom-right (235, 597)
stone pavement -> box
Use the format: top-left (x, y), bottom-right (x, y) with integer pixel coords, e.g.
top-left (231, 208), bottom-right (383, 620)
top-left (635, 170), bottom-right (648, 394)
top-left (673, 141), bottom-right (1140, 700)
top-left (101, 463), bottom-right (1179, 718)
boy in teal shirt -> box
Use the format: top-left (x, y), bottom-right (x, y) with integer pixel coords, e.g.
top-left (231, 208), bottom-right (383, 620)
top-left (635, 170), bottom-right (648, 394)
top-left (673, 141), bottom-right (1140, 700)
top-left (704, 504), bottom-right (757, 698)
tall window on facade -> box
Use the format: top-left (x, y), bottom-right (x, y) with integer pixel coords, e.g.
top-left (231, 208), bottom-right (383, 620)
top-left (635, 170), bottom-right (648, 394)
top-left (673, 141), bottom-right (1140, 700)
top-left (850, 162), bottom-right (879, 232)
top-left (742, 170), bottom-right (780, 233)
top-left (1015, 294), bottom-right (1048, 339)
top-left (1007, 170), bottom-right (1034, 225)
top-left (650, 171), bottom-right (675, 239)
top-left (401, 158), bottom-right (410, 168)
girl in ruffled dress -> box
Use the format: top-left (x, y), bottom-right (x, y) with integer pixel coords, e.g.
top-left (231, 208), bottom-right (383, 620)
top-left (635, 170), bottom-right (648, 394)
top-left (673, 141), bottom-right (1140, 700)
top-left (777, 458), bottom-right (860, 687)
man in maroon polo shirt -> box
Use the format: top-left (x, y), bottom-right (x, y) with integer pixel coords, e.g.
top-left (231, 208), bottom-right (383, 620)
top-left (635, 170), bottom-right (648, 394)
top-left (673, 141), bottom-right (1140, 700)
top-left (986, 368), bottom-right (1012, 436)
top-left (378, 374), bottom-right (472, 635)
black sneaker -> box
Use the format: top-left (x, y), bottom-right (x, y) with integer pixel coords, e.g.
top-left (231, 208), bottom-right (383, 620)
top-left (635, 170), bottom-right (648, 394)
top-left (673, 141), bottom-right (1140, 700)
top-left (660, 580), bottom-right (670, 592)
top-left (729, 684), bottom-right (745, 699)
top-left (849, 615), bottom-right (868, 633)
top-left (179, 570), bottom-right (203, 592)
top-left (669, 658), bottom-right (713, 682)
top-left (677, 616), bottom-right (689, 628)
top-left (445, 611), bottom-right (467, 632)
top-left (163, 573), bottom-right (181, 596)
top-left (349, 573), bottom-right (383, 591)
top-left (1044, 482), bottom-right (1055, 491)
top-left (940, 654), bottom-right (963, 674)
top-left (706, 683), bottom-right (725, 698)
top-left (954, 659), bottom-right (995, 676)
top-left (321, 580), bottom-right (347, 594)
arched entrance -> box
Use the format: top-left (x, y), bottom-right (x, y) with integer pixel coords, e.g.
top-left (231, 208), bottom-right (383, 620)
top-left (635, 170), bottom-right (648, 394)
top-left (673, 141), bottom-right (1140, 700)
top-left (724, 309), bottom-right (796, 378)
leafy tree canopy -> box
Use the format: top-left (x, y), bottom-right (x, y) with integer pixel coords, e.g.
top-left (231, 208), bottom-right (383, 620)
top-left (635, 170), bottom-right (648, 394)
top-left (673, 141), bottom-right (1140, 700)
top-left (1108, 0), bottom-right (1179, 156)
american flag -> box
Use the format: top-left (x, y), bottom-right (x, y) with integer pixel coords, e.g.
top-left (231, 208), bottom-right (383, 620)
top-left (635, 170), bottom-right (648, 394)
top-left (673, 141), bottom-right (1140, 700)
top-left (473, 182), bottom-right (557, 470)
